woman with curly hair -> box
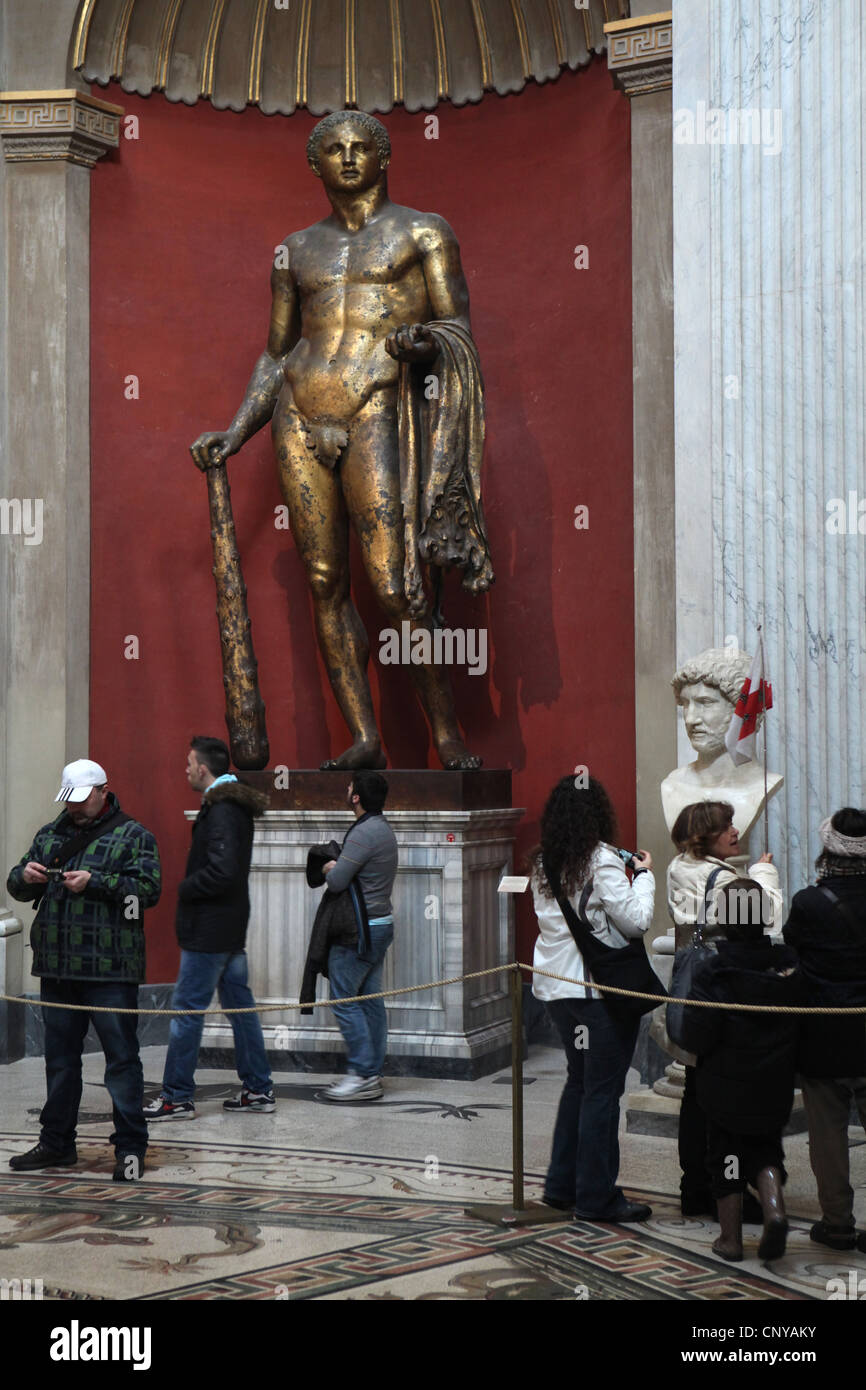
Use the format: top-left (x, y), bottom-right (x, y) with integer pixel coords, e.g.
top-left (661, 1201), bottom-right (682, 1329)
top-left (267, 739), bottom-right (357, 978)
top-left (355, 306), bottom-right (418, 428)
top-left (531, 775), bottom-right (655, 1222)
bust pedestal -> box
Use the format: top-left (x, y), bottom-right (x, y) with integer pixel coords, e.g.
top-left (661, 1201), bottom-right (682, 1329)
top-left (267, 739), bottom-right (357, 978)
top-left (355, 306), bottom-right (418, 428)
top-left (198, 771), bottom-right (523, 1079)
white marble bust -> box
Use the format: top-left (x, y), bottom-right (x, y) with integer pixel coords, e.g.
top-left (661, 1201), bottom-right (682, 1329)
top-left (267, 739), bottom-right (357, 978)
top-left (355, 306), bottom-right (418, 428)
top-left (661, 648), bottom-right (783, 840)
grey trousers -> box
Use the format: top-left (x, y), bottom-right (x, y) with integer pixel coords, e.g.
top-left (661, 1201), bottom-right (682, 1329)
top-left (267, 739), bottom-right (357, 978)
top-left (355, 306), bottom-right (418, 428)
top-left (801, 1075), bottom-right (866, 1226)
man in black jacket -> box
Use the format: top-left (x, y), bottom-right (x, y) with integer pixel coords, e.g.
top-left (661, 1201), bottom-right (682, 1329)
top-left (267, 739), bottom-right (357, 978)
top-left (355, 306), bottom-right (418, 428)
top-left (783, 807), bottom-right (866, 1254)
top-left (144, 737), bottom-right (272, 1120)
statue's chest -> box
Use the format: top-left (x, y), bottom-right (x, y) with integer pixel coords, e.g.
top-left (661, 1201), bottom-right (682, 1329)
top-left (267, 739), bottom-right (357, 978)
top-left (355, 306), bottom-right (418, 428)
top-left (296, 230), bottom-right (418, 292)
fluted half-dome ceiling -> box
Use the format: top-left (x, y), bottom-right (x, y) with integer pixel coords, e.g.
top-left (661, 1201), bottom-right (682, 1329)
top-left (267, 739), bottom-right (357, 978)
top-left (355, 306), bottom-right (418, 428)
top-left (72, 0), bottom-right (627, 115)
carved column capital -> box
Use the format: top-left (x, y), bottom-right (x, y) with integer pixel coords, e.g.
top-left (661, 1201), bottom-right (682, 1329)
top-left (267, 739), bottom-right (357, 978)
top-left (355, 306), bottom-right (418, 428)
top-left (0, 89), bottom-right (123, 167)
top-left (604, 11), bottom-right (672, 98)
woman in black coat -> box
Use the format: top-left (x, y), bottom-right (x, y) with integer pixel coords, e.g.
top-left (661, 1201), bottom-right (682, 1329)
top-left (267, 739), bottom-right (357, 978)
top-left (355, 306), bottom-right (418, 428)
top-left (782, 806), bottom-right (866, 1254)
top-left (682, 879), bottom-right (805, 1262)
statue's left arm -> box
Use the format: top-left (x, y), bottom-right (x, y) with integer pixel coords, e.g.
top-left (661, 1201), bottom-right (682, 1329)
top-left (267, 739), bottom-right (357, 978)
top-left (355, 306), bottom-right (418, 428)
top-left (385, 215), bottom-right (471, 363)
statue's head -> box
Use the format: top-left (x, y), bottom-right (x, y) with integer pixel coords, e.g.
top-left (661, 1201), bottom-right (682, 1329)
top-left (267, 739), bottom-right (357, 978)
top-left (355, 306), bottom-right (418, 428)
top-left (671, 647), bottom-right (755, 757)
top-left (307, 110), bottom-right (391, 188)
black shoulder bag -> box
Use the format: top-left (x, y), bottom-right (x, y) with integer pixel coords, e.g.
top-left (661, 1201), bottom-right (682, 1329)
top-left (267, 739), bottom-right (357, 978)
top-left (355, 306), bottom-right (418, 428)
top-left (544, 856), bottom-right (666, 1019)
top-left (665, 865), bottom-right (724, 1048)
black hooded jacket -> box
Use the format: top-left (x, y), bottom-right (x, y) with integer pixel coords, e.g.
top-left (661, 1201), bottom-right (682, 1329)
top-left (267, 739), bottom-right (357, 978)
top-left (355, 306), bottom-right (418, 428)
top-left (681, 939), bottom-right (806, 1133)
top-left (175, 780), bottom-right (269, 952)
top-left (782, 877), bottom-right (866, 1076)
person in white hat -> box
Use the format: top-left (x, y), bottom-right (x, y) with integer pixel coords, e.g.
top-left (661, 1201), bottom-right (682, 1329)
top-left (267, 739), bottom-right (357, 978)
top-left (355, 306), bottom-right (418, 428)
top-left (783, 807), bottom-right (866, 1254)
top-left (6, 759), bottom-right (161, 1181)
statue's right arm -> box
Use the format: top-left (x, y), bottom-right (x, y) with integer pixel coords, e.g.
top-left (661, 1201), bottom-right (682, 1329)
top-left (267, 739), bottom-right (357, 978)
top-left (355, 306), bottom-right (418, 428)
top-left (190, 258), bottom-right (299, 470)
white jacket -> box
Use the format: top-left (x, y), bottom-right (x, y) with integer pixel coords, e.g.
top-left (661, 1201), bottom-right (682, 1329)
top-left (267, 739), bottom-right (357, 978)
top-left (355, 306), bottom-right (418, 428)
top-left (532, 843), bottom-right (656, 1001)
top-left (666, 853), bottom-right (783, 933)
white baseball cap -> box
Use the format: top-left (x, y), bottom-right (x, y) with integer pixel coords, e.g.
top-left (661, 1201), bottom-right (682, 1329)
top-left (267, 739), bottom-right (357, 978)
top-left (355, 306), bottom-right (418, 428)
top-left (55, 759), bottom-right (108, 803)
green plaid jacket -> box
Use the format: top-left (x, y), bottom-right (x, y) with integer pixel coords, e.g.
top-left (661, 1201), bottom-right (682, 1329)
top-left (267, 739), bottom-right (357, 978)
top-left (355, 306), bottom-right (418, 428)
top-left (6, 795), bottom-right (161, 982)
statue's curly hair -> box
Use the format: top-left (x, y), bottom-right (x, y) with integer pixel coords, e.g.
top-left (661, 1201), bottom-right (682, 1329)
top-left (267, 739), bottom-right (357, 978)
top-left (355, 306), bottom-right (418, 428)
top-left (306, 110), bottom-right (391, 174)
top-left (671, 647), bottom-right (752, 706)
top-left (530, 775), bottom-right (618, 900)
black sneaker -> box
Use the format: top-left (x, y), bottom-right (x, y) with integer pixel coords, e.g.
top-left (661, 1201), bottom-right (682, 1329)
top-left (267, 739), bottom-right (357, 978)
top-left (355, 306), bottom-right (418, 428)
top-left (113, 1154), bottom-right (145, 1182)
top-left (142, 1095), bottom-right (195, 1121)
top-left (810, 1220), bottom-right (856, 1251)
top-left (10, 1142), bottom-right (77, 1172)
top-left (575, 1200), bottom-right (653, 1224)
top-left (223, 1088), bottom-right (275, 1112)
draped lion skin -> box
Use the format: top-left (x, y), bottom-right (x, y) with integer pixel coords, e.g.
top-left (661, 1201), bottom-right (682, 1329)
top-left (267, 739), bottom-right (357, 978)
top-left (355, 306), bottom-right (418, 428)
top-left (191, 111), bottom-right (493, 771)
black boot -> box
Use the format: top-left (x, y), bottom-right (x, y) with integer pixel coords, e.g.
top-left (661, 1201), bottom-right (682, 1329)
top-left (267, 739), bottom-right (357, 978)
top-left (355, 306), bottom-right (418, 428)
top-left (712, 1193), bottom-right (743, 1261)
top-left (756, 1166), bottom-right (788, 1261)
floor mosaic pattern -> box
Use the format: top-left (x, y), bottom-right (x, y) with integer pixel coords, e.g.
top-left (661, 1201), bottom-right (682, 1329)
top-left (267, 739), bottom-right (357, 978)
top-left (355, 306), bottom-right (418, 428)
top-left (2, 1133), bottom-right (856, 1301)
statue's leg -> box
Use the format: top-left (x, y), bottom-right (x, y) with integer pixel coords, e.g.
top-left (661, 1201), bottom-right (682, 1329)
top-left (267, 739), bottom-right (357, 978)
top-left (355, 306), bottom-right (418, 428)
top-left (273, 394), bottom-right (385, 770)
top-left (342, 404), bottom-right (482, 771)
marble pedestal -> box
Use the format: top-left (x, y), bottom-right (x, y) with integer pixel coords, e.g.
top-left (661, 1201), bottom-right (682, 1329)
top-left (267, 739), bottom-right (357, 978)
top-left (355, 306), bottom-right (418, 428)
top-left (0, 909), bottom-right (24, 1063)
top-left (199, 772), bottom-right (523, 1080)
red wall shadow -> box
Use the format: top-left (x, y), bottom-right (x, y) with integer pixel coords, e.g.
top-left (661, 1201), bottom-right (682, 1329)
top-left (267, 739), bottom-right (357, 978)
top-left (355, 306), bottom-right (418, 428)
top-left (89, 59), bottom-right (634, 980)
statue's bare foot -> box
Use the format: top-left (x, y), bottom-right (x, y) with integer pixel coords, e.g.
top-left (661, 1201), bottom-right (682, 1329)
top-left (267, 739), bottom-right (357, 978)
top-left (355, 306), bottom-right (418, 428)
top-left (437, 738), bottom-right (483, 771)
top-left (320, 740), bottom-right (387, 772)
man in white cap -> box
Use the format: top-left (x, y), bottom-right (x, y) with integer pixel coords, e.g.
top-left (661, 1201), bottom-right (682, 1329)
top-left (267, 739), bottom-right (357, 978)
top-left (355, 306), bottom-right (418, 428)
top-left (6, 759), bottom-right (161, 1181)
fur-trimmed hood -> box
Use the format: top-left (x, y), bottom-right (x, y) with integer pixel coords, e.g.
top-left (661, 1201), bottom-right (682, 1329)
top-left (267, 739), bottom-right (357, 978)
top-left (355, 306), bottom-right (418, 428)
top-left (203, 780), bottom-right (269, 816)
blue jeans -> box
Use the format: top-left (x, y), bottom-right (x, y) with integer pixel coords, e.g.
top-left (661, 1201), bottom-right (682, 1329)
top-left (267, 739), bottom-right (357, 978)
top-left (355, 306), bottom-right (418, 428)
top-left (545, 998), bottom-right (639, 1215)
top-left (40, 978), bottom-right (147, 1158)
top-left (162, 950), bottom-right (272, 1102)
top-left (327, 922), bottom-right (394, 1078)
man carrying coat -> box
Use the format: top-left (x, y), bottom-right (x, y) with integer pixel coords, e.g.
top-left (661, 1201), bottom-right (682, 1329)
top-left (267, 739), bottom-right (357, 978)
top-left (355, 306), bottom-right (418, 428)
top-left (144, 737), bottom-right (272, 1120)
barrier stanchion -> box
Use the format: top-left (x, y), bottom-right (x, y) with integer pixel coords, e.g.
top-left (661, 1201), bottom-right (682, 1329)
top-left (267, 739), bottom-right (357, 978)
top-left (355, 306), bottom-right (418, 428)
top-left (465, 966), bottom-right (566, 1229)
top-left (510, 966), bottom-right (525, 1211)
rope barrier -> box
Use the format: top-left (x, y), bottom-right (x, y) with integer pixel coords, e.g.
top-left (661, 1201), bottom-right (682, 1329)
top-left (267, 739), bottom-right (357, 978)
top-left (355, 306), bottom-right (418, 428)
top-left (0, 962), bottom-right (864, 1015)
top-left (0, 964), bottom-right (519, 1015)
top-left (522, 965), bottom-right (866, 1014)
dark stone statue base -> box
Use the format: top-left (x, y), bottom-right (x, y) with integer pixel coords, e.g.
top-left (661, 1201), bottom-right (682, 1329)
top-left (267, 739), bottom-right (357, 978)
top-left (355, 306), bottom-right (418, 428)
top-left (241, 768), bottom-right (512, 811)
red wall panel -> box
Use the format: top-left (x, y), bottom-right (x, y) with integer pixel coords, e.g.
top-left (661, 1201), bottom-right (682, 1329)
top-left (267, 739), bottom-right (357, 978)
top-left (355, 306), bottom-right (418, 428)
top-left (89, 60), bottom-right (634, 980)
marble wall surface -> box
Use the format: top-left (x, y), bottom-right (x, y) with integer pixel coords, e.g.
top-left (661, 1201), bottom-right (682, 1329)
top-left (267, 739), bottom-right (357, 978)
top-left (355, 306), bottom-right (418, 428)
top-left (672, 0), bottom-right (866, 895)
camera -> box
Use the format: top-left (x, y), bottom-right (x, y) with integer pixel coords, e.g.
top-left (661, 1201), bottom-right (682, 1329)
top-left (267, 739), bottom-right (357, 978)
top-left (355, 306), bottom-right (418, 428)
top-left (45, 868), bottom-right (65, 883)
top-left (616, 848), bottom-right (640, 871)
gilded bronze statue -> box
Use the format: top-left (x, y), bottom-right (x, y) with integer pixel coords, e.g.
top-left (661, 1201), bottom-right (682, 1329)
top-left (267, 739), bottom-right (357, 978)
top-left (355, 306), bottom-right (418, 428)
top-left (191, 110), bottom-right (493, 772)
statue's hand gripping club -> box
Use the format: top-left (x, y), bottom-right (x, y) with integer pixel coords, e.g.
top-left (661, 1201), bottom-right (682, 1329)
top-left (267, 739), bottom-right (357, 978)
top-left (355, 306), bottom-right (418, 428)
top-left (190, 430), bottom-right (241, 472)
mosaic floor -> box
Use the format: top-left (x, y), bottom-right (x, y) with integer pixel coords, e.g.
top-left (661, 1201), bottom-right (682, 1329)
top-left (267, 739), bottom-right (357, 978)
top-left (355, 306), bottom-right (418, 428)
top-left (0, 1049), bottom-right (864, 1302)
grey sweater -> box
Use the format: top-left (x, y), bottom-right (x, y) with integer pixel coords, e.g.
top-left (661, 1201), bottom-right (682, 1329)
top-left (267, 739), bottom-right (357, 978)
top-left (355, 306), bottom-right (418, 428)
top-left (325, 813), bottom-right (398, 919)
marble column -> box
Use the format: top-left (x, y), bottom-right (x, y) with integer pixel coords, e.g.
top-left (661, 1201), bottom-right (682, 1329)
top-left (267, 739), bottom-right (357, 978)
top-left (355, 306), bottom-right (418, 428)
top-left (672, 0), bottom-right (866, 895)
top-left (606, 9), bottom-right (676, 943)
top-left (0, 0), bottom-right (121, 1007)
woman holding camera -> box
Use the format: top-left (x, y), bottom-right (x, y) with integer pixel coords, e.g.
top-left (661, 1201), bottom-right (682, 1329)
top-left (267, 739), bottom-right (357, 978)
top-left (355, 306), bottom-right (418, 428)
top-left (531, 775), bottom-right (656, 1222)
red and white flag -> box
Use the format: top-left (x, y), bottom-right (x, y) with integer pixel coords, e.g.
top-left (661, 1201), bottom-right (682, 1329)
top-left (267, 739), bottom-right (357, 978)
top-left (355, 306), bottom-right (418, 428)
top-left (725, 635), bottom-right (773, 765)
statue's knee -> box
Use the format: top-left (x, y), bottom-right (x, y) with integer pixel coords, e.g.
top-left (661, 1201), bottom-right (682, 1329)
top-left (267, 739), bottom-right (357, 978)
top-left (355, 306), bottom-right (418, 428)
top-left (307, 561), bottom-right (342, 603)
top-left (376, 584), bottom-right (407, 621)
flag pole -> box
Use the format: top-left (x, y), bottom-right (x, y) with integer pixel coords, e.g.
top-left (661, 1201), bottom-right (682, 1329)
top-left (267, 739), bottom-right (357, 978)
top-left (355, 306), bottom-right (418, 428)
top-left (758, 625), bottom-right (769, 856)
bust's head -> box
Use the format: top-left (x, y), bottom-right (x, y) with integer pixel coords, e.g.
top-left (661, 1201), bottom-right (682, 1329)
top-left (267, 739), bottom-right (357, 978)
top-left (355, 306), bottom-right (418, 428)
top-left (307, 110), bottom-right (391, 189)
top-left (671, 648), bottom-right (754, 757)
